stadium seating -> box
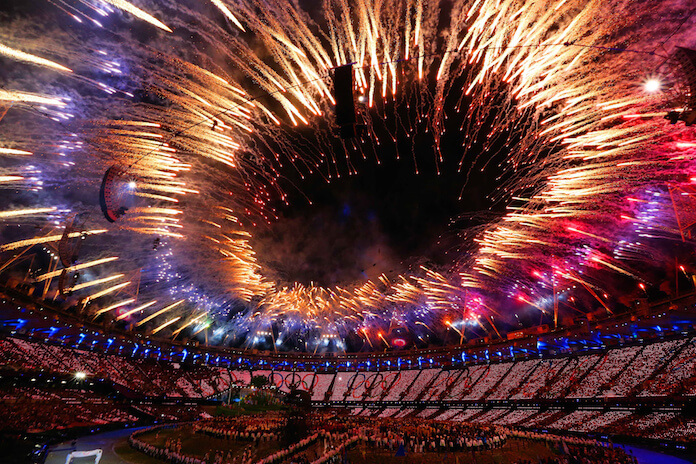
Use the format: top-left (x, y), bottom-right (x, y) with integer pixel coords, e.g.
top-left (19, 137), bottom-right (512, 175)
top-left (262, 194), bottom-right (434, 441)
top-left (2, 334), bottom-right (696, 443)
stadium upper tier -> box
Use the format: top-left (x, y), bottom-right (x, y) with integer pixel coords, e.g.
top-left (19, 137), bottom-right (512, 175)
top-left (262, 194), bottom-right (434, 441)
top-left (2, 289), bottom-right (696, 402)
top-left (2, 288), bottom-right (696, 370)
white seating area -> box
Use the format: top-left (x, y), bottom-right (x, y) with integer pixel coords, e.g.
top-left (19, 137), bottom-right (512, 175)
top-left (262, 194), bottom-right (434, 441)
top-left (381, 370), bottom-right (420, 401)
top-left (363, 372), bottom-right (399, 400)
top-left (543, 354), bottom-right (600, 398)
top-left (346, 407), bottom-right (695, 443)
top-left (347, 373), bottom-right (372, 400)
top-left (2, 335), bottom-right (696, 405)
top-left (431, 408), bottom-right (463, 421)
top-left (377, 407), bottom-right (400, 418)
top-left (453, 408), bottom-right (484, 422)
top-left (403, 369), bottom-right (440, 400)
top-left (213, 369), bottom-right (231, 392)
top-left (230, 369), bottom-right (251, 386)
top-left (175, 376), bottom-right (198, 397)
top-left (571, 410), bottom-right (633, 433)
top-left (0, 386), bottom-right (137, 432)
top-left (310, 373), bottom-right (335, 401)
top-left (569, 346), bottom-right (641, 398)
top-left (442, 365), bottom-right (487, 400)
top-left (462, 363), bottom-right (511, 400)
top-left (241, 336), bottom-right (696, 404)
top-left (492, 408), bottom-right (539, 426)
top-left (272, 371), bottom-right (296, 393)
top-left (606, 339), bottom-right (684, 397)
top-left (421, 371), bottom-right (459, 401)
top-left (416, 408), bottom-right (438, 418)
top-left (511, 358), bottom-right (568, 399)
top-left (642, 341), bottom-right (696, 396)
top-left (630, 412), bottom-right (678, 432)
top-left (488, 359), bottom-right (539, 399)
top-left (650, 420), bottom-right (696, 441)
top-left (523, 410), bottom-right (563, 427)
top-left (328, 372), bottom-right (352, 401)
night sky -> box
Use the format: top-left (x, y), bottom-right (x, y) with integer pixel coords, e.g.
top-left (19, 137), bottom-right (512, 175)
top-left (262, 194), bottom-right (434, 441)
top-left (251, 75), bottom-right (512, 288)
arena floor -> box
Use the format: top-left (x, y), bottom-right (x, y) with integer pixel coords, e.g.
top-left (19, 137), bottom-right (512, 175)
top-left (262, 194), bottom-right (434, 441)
top-left (43, 427), bottom-right (693, 464)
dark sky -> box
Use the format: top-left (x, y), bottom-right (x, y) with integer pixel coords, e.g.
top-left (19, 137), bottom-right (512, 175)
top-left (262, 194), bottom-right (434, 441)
top-left (251, 80), bottom-right (512, 287)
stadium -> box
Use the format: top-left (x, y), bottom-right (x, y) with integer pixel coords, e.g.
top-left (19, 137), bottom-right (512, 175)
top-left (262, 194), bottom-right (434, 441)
top-left (1, 0), bottom-right (696, 463)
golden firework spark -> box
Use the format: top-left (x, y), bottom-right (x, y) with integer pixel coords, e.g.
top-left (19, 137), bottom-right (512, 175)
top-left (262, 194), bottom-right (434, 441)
top-left (116, 300), bottom-right (158, 321)
top-left (34, 257), bottom-right (119, 282)
top-left (100, 0), bottom-right (172, 32)
top-left (0, 207), bottom-right (57, 219)
top-left (151, 316), bottom-right (181, 334)
top-left (135, 300), bottom-right (185, 327)
top-left (93, 298), bottom-right (135, 317)
top-left (0, 43), bottom-right (72, 73)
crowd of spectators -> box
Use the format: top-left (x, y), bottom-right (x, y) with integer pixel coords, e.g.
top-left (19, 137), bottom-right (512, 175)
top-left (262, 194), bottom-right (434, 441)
top-left (488, 360), bottom-right (538, 400)
top-left (310, 374), bottom-right (334, 401)
top-left (5, 335), bottom-right (695, 404)
top-left (403, 370), bottom-right (439, 401)
top-left (131, 423), bottom-right (290, 464)
top-left (511, 359), bottom-right (568, 399)
top-left (379, 370), bottom-right (418, 401)
top-left (0, 336), bottom-right (240, 399)
top-left (511, 444), bottom-right (636, 464)
top-left (306, 414), bottom-right (641, 464)
top-left (352, 406), bottom-right (696, 443)
top-left (641, 340), bottom-right (696, 396)
top-left (508, 430), bottom-right (638, 464)
top-left (0, 386), bottom-right (136, 432)
top-left (123, 409), bottom-right (650, 464)
top-left (3, 333), bottom-right (696, 449)
top-left (130, 417), bottom-right (338, 464)
top-left (569, 347), bottom-right (641, 398)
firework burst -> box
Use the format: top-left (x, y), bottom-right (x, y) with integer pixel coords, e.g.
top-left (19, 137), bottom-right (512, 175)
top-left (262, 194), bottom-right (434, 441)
top-left (1, 0), bottom-right (695, 351)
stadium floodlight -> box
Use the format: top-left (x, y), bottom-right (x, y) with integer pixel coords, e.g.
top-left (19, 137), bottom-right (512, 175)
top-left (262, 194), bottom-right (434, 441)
top-left (75, 371), bottom-right (86, 380)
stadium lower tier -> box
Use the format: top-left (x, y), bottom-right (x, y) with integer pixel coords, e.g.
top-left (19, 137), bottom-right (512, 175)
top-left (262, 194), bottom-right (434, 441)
top-left (2, 382), bottom-right (693, 444)
top-left (1, 332), bottom-right (696, 446)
